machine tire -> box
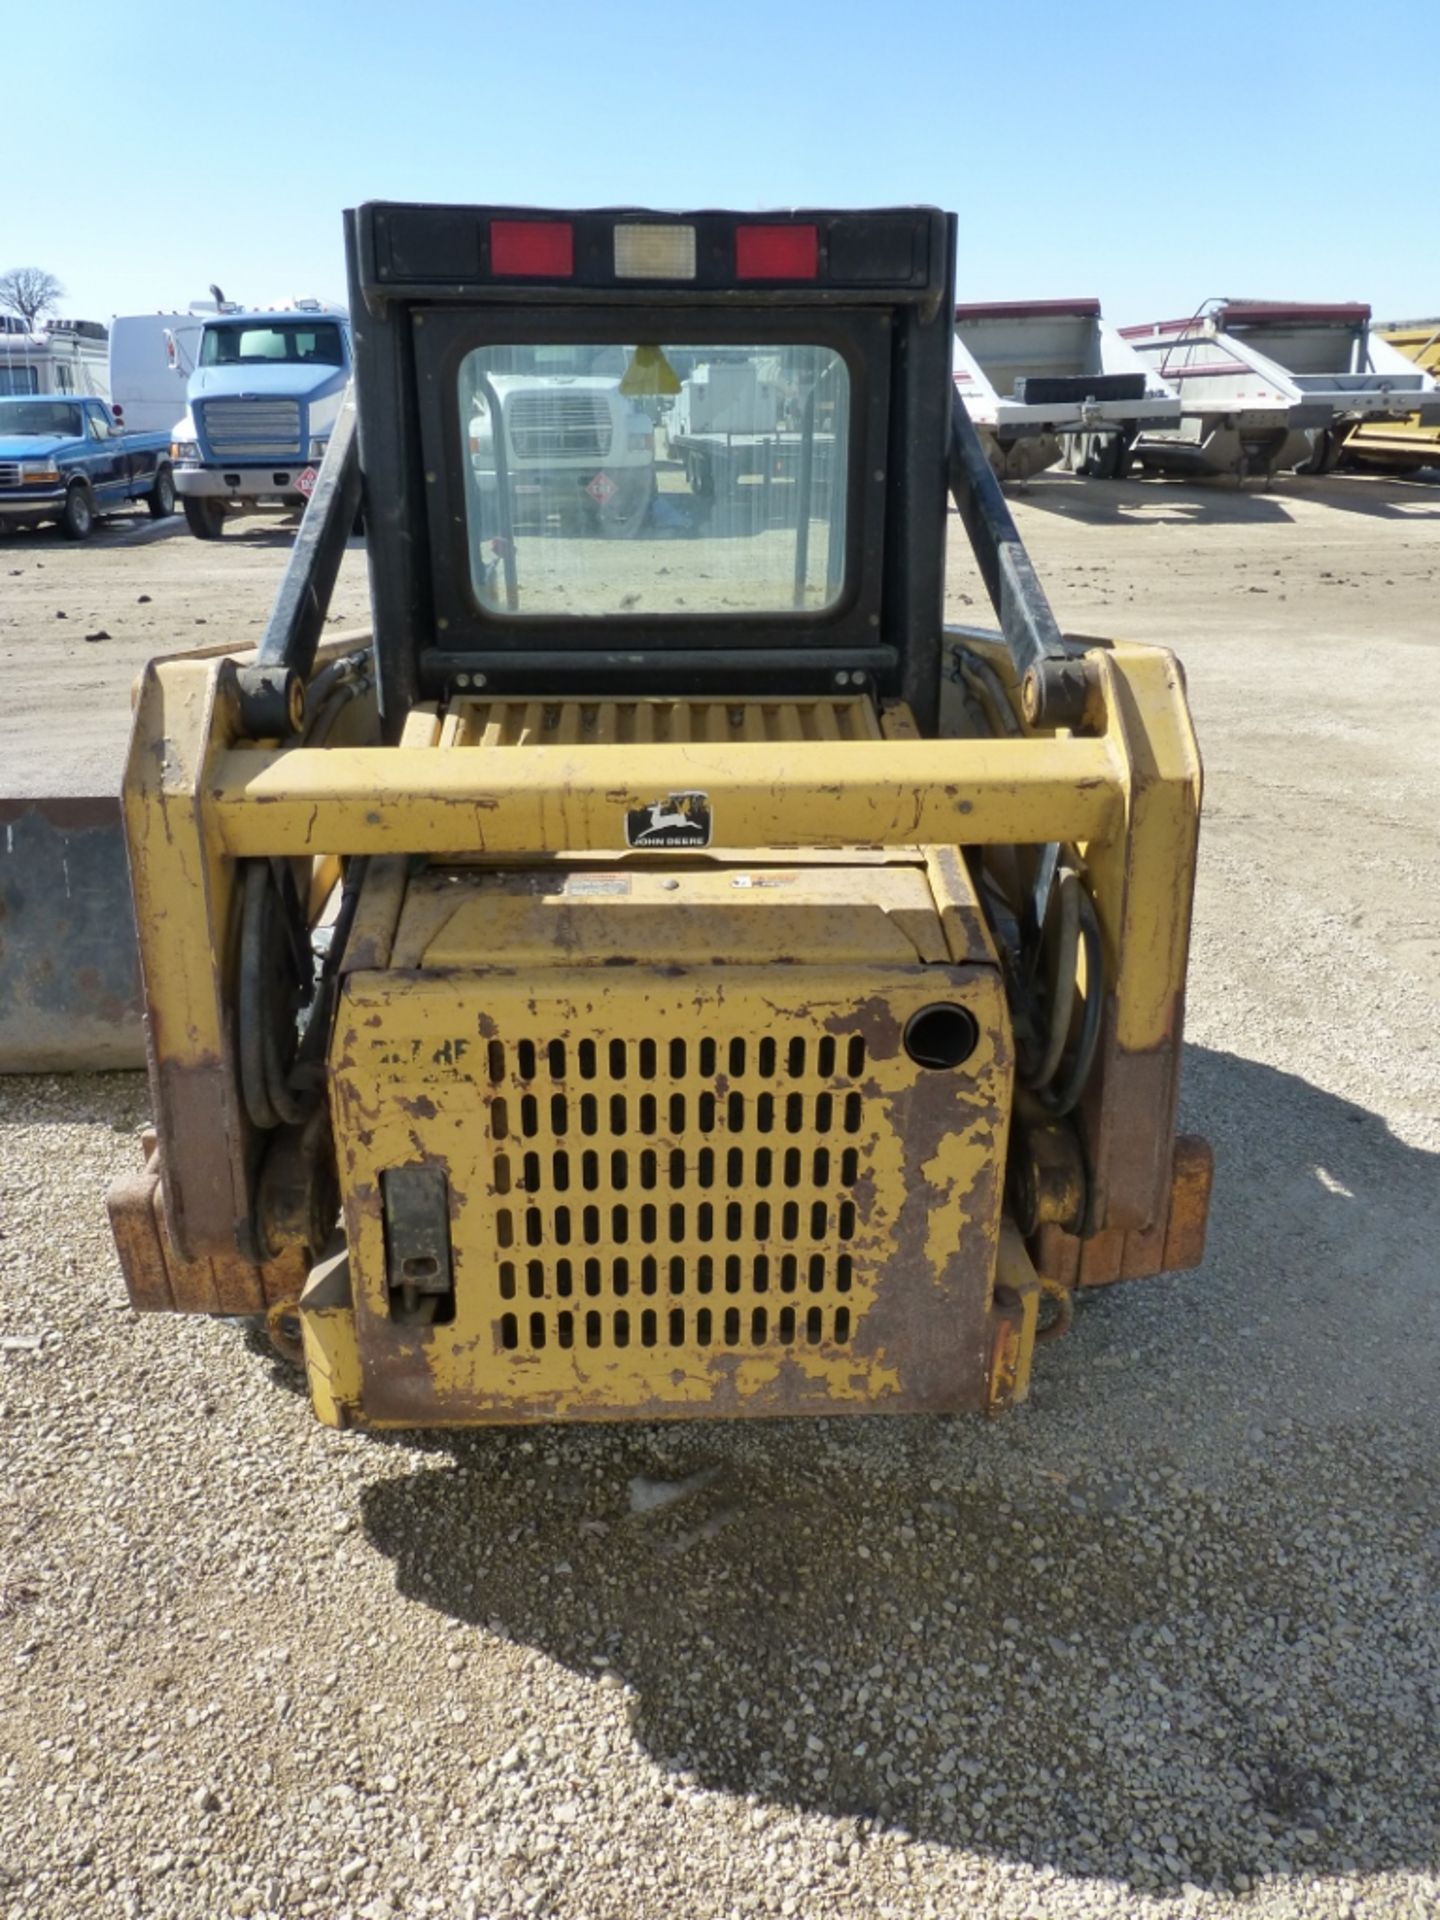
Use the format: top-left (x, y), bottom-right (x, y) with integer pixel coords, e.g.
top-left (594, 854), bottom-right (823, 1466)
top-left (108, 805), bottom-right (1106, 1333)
top-left (184, 495), bottom-right (226, 540)
top-left (147, 463), bottom-right (176, 519)
top-left (59, 482), bottom-right (96, 541)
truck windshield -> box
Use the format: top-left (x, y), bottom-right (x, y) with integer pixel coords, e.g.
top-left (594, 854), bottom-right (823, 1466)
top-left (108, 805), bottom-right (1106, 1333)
top-left (0, 399), bottom-right (83, 436)
top-left (459, 341), bottom-right (849, 618)
top-left (199, 322), bottom-right (346, 368)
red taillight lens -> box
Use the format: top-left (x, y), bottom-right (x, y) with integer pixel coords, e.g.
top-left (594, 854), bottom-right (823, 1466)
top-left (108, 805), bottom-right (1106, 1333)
top-left (735, 224), bottom-right (818, 280)
top-left (489, 220), bottom-right (574, 278)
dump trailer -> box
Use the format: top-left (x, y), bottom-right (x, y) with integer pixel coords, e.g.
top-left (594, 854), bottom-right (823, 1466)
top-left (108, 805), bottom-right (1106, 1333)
top-left (1341, 320), bottom-right (1440, 472)
top-left (107, 203), bottom-right (1211, 1431)
top-left (952, 300), bottom-right (1179, 481)
top-left (1123, 302), bottom-right (1440, 480)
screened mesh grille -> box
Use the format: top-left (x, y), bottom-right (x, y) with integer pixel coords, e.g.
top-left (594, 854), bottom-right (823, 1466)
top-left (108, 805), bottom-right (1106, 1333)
top-left (199, 397), bottom-right (303, 458)
top-left (481, 1031), bottom-right (869, 1355)
top-left (507, 391), bottom-right (613, 460)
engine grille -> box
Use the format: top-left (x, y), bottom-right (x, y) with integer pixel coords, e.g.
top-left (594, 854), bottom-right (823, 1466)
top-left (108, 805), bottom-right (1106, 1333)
top-left (0, 463), bottom-right (22, 487)
top-left (199, 398), bottom-right (302, 459)
top-left (332, 903), bottom-right (1011, 1422)
top-left (507, 392), bottom-right (612, 460)
top-left (485, 1031), bottom-right (867, 1356)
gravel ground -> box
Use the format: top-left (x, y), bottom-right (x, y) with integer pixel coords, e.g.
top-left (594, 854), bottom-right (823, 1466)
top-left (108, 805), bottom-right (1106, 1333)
top-left (2, 472), bottom-right (1438, 1919)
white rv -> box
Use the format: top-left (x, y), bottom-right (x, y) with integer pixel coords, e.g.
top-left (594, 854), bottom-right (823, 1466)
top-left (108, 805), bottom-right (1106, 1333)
top-left (0, 317), bottom-right (109, 400)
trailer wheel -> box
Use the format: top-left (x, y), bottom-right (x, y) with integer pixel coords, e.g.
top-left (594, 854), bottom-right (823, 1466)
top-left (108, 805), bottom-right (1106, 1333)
top-left (688, 454), bottom-right (714, 499)
top-left (1301, 428), bottom-right (1346, 477)
top-left (1075, 432), bottom-right (1129, 480)
top-left (147, 464), bottom-right (176, 519)
top-left (183, 496), bottom-right (226, 539)
top-left (59, 482), bottom-right (95, 541)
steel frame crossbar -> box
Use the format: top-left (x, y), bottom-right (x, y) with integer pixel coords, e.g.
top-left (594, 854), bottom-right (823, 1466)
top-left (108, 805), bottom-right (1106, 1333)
top-left (206, 736), bottom-right (1122, 857)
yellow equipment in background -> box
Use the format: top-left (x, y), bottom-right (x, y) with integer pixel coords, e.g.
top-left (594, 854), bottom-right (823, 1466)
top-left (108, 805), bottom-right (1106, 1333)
top-left (108, 203), bottom-right (1211, 1431)
top-left (1343, 320), bottom-right (1440, 470)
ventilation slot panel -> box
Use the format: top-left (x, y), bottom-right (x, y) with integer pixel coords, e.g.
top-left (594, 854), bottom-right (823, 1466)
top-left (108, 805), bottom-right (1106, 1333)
top-left (478, 1027), bottom-right (874, 1360)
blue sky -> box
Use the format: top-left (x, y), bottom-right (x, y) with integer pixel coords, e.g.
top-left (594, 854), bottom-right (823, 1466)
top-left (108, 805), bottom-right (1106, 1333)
top-left (7, 0), bottom-right (1435, 326)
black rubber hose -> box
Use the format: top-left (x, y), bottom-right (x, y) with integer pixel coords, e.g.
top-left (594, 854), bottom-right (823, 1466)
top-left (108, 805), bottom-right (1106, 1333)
top-left (238, 861), bottom-right (309, 1130)
top-left (1036, 886), bottom-right (1105, 1118)
top-left (303, 649), bottom-right (368, 716)
top-left (238, 862), bottom-right (279, 1131)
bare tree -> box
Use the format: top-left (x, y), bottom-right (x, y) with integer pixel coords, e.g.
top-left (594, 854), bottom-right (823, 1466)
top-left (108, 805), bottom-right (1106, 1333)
top-left (0, 267), bottom-right (66, 330)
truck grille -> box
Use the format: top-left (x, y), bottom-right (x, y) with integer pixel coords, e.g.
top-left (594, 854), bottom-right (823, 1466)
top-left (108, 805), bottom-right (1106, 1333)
top-left (507, 393), bottom-right (612, 460)
top-left (200, 398), bottom-right (302, 459)
top-left (485, 1030), bottom-right (865, 1357)
top-left (0, 463), bottom-right (20, 487)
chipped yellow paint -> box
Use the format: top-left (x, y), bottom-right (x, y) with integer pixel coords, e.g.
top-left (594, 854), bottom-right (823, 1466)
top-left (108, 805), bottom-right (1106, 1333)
top-left (989, 1223), bottom-right (1041, 1410)
top-left (206, 734), bottom-right (1122, 857)
top-left (122, 632), bottom-right (1205, 1406)
top-left (327, 857), bottom-right (1013, 1422)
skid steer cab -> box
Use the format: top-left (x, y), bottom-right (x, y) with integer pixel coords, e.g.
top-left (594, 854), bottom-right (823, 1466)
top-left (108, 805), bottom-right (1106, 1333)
top-left (108, 202), bottom-right (1212, 1430)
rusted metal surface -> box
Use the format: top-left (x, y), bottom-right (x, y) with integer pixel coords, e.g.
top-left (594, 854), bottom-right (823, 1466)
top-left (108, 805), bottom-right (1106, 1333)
top-left (952, 631), bottom-right (1202, 1242)
top-left (254, 1106), bottom-right (341, 1262)
top-left (107, 1159), bottom-right (178, 1312)
top-left (324, 850), bottom-right (1016, 1427)
top-left (122, 641), bottom-right (380, 1262)
top-left (1162, 1134), bottom-right (1214, 1273)
top-left (121, 631), bottom-right (1211, 1440)
top-left (106, 1148), bottom-right (306, 1315)
top-left (1032, 1132), bottom-right (1213, 1289)
top-left (1008, 1116), bottom-right (1086, 1235)
top-left (986, 1223), bottom-right (1041, 1413)
top-left (0, 796), bottom-right (144, 1071)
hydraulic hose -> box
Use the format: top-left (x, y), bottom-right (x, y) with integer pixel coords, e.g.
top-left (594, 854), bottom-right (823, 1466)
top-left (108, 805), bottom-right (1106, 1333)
top-left (1033, 883), bottom-right (1105, 1118)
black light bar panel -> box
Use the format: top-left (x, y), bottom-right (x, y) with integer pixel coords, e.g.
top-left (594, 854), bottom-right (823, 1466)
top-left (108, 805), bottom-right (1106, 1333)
top-left (358, 203), bottom-right (943, 300)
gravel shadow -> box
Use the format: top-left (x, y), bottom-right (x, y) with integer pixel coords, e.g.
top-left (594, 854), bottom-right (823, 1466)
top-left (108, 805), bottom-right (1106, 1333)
top-left (355, 1044), bottom-right (1440, 1893)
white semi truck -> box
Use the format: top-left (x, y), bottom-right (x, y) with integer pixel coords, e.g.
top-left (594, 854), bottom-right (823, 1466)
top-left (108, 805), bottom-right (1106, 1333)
top-left (168, 303), bottom-right (353, 537)
top-left (465, 346), bottom-right (656, 539)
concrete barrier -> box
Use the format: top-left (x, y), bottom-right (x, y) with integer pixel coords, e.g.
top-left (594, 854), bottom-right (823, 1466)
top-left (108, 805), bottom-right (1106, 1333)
top-left (0, 630), bottom-right (372, 1074)
top-left (0, 794), bottom-right (145, 1071)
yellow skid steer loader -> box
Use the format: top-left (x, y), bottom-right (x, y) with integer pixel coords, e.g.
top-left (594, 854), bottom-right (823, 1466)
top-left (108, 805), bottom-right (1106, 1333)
top-left (109, 203), bottom-right (1210, 1428)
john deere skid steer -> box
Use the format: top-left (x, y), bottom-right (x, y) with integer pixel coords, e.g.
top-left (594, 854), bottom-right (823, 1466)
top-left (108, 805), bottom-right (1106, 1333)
top-left (108, 203), bottom-right (1210, 1428)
